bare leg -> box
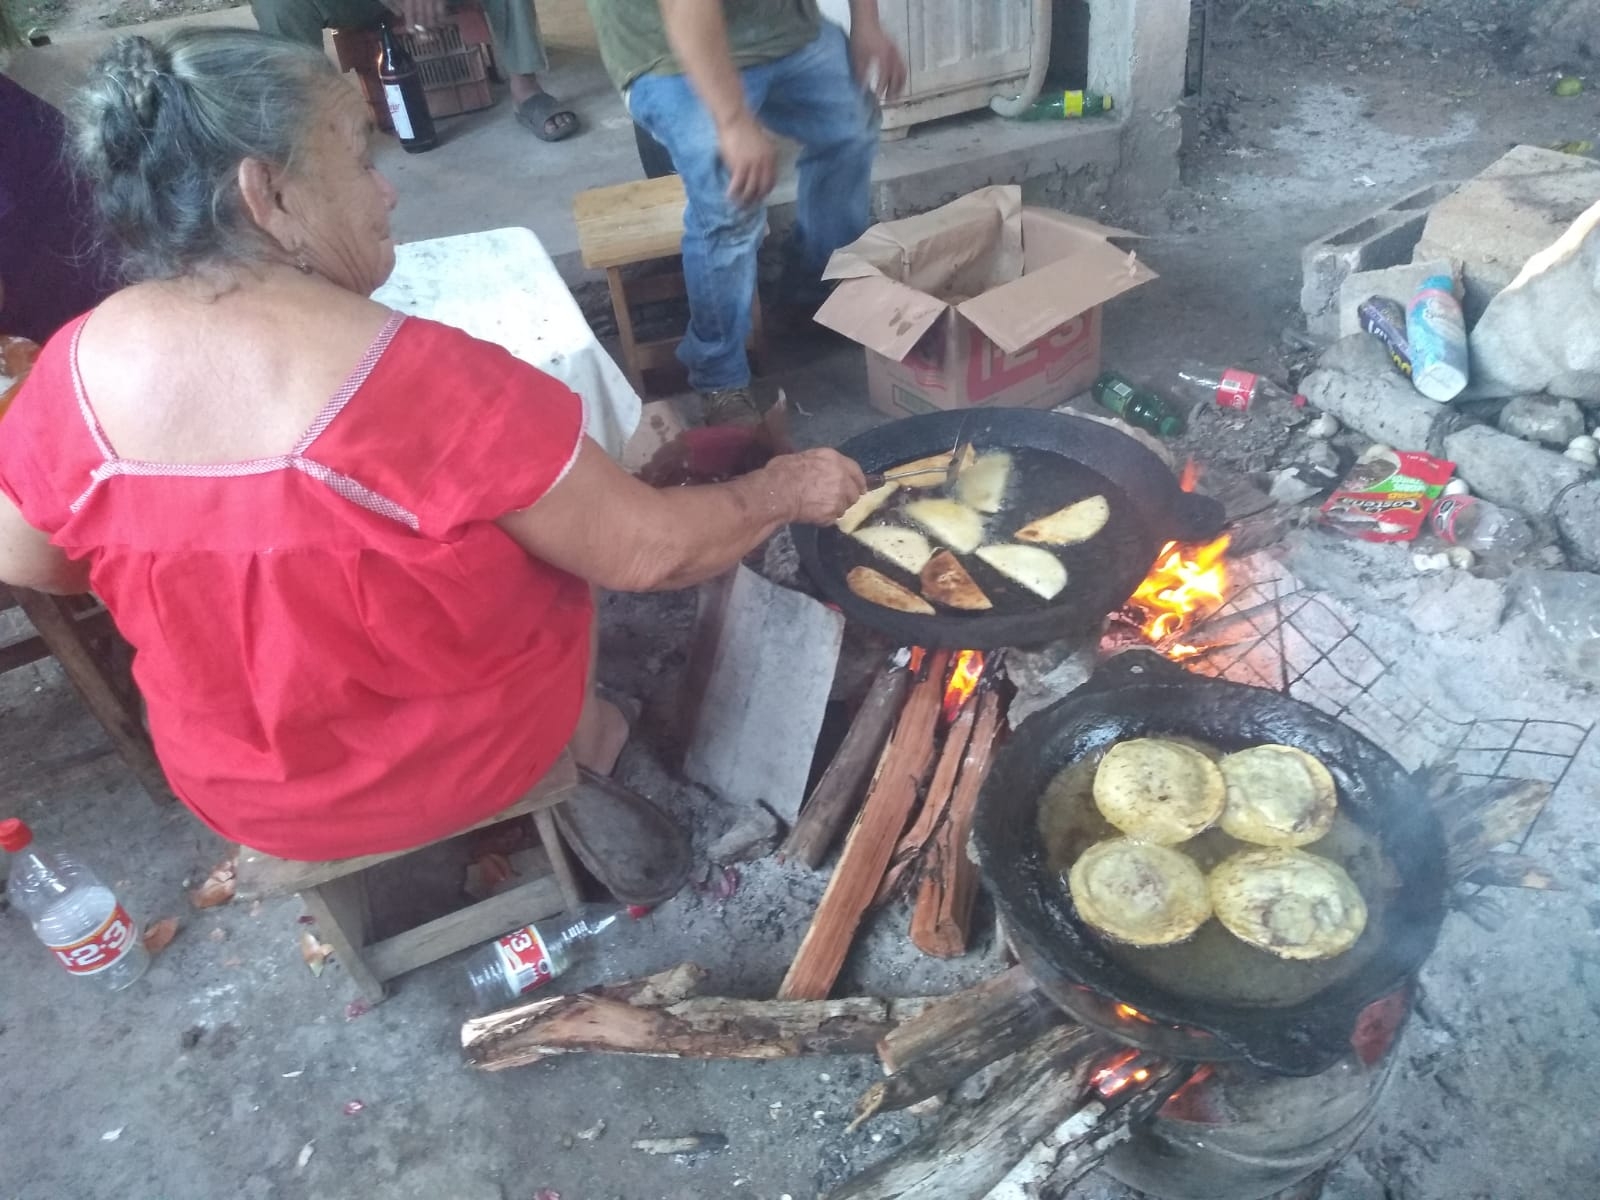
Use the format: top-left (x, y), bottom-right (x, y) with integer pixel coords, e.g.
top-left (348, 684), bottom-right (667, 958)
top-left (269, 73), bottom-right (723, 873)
top-left (567, 594), bottom-right (629, 776)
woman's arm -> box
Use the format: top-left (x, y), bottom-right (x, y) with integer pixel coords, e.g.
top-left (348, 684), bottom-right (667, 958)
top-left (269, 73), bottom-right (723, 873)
top-left (497, 439), bottom-right (865, 592)
top-left (0, 494), bottom-right (89, 594)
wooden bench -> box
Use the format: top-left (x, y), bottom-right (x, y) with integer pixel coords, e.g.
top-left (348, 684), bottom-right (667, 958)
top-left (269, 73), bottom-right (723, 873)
top-left (236, 751), bottom-right (585, 1004)
top-left (0, 584), bottom-right (174, 805)
top-left (572, 174), bottom-right (768, 394)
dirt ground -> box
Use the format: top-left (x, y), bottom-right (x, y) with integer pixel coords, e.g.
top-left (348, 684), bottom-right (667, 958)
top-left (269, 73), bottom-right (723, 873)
top-left (4, 4), bottom-right (1600, 1200)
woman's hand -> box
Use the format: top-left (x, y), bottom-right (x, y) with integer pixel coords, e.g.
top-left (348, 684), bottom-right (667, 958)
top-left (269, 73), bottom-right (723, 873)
top-left (761, 448), bottom-right (868, 525)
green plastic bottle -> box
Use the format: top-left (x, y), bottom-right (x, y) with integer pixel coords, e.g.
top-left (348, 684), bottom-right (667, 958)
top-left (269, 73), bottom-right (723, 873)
top-left (1093, 372), bottom-right (1186, 437)
top-left (1018, 90), bottom-right (1114, 120)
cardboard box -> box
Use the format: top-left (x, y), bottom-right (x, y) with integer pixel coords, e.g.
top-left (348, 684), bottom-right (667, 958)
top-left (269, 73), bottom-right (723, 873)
top-left (814, 186), bottom-right (1157, 417)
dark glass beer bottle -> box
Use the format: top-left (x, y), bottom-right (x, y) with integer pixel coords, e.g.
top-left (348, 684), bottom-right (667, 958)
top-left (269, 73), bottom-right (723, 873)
top-left (377, 22), bottom-right (437, 154)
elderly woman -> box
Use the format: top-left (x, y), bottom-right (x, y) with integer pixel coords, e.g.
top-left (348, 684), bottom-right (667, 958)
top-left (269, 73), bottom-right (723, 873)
top-left (0, 30), bottom-right (865, 900)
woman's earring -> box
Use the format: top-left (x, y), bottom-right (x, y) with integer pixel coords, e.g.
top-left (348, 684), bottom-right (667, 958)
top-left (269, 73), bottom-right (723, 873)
top-left (294, 255), bottom-right (314, 275)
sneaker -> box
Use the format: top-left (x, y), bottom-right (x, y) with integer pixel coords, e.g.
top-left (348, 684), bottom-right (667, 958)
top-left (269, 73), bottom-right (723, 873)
top-left (700, 386), bottom-right (762, 427)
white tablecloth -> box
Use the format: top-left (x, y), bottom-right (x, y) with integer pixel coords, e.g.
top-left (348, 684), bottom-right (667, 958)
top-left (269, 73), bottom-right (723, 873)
top-left (372, 227), bottom-right (642, 458)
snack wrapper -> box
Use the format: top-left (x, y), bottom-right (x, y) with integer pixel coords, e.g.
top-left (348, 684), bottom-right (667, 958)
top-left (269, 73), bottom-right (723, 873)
top-left (1319, 449), bottom-right (1455, 542)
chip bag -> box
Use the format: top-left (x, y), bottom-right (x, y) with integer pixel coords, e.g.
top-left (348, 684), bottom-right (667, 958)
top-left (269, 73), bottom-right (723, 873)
top-left (1319, 448), bottom-right (1455, 542)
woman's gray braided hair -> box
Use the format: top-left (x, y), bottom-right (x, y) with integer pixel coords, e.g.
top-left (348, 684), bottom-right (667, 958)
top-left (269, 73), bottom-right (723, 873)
top-left (71, 28), bottom-right (339, 282)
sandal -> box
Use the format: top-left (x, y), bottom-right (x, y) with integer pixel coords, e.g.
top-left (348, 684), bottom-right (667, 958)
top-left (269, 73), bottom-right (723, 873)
top-left (555, 769), bottom-right (693, 906)
top-left (515, 93), bottom-right (579, 142)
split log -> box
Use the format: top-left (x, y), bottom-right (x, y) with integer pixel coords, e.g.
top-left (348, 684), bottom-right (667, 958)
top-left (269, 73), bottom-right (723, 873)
top-left (853, 967), bottom-right (1065, 1128)
top-left (463, 984), bottom-right (932, 1071)
top-left (824, 1024), bottom-right (1106, 1200)
top-left (992, 1059), bottom-right (1191, 1200)
top-left (1427, 772), bottom-right (1553, 883)
top-left (781, 660), bottom-right (911, 869)
top-left (910, 688), bottom-right (1004, 958)
top-left (1464, 853), bottom-right (1561, 891)
top-left (780, 651), bottom-right (950, 1000)
top-left (875, 699), bottom-right (977, 904)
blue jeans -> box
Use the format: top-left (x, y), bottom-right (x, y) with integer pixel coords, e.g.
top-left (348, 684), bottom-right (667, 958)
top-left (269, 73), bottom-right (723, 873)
top-left (628, 25), bottom-right (880, 392)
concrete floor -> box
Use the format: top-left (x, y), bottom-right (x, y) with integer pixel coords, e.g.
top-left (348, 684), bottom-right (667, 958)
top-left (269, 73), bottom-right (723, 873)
top-left (5, 7), bottom-right (1600, 1200)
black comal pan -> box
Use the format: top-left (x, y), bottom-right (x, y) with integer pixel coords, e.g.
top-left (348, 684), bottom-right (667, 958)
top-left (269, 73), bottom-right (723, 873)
top-left (791, 409), bottom-right (1225, 650)
top-left (972, 651), bottom-right (1449, 1076)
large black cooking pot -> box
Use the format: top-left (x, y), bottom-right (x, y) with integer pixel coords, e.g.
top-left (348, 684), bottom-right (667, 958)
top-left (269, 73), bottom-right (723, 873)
top-left (972, 651), bottom-right (1448, 1076)
top-left (792, 409), bottom-right (1224, 649)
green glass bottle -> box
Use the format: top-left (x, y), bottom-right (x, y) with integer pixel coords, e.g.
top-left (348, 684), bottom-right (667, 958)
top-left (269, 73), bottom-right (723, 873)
top-left (1019, 90), bottom-right (1114, 120)
top-left (1093, 372), bottom-right (1186, 437)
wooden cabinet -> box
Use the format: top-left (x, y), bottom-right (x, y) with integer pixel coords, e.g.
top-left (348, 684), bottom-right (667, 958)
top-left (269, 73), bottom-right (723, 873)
top-left (876, 0), bottom-right (1039, 133)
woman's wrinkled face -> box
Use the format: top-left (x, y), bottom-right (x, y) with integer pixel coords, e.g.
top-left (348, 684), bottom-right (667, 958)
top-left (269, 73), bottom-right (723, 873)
top-left (278, 84), bottom-right (398, 294)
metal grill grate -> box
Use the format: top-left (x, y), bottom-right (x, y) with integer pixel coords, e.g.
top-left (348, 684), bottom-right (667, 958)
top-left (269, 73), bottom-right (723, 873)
top-left (1178, 553), bottom-right (1594, 852)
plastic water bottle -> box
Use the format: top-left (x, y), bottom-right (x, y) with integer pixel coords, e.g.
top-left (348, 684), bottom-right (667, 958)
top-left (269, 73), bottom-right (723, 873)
top-left (1406, 274), bottom-right (1469, 402)
top-left (465, 909), bottom-right (621, 1009)
top-left (1093, 372), bottom-right (1186, 436)
top-left (1429, 496), bottom-right (1536, 557)
top-left (1, 818), bottom-right (150, 991)
top-left (1172, 363), bottom-right (1308, 413)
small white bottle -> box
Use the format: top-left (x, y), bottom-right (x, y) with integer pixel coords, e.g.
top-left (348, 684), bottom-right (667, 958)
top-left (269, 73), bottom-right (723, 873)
top-left (465, 909), bottom-right (621, 1010)
top-left (2, 818), bottom-right (150, 991)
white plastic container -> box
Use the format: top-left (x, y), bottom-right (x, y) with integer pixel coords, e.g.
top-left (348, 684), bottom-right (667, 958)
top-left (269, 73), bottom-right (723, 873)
top-left (1406, 274), bottom-right (1470, 402)
top-left (2, 818), bottom-right (149, 991)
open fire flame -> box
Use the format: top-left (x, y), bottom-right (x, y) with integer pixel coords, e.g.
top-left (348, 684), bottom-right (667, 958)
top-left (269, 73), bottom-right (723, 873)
top-left (1090, 1048), bottom-right (1154, 1099)
top-left (1127, 534), bottom-right (1232, 652)
top-left (942, 649), bottom-right (986, 724)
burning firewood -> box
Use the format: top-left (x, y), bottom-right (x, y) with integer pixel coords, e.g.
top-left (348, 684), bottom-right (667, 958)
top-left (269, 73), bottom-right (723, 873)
top-left (992, 1056), bottom-right (1192, 1199)
top-left (824, 1025), bottom-right (1107, 1200)
top-left (780, 652), bottom-right (950, 1000)
top-left (910, 688), bottom-right (1005, 958)
top-left (852, 967), bottom-right (1065, 1129)
top-left (781, 659), bottom-right (911, 870)
top-left (875, 696), bottom-right (978, 905)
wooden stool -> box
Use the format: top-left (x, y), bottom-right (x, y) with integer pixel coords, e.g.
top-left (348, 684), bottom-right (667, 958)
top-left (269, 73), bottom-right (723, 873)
top-left (572, 175), bottom-right (768, 394)
top-left (0, 585), bottom-right (173, 805)
top-left (236, 751), bottom-right (585, 1004)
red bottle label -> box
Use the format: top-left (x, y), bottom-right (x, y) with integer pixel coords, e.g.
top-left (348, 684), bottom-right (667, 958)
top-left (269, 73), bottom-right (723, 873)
top-left (47, 903), bottom-right (137, 975)
top-left (493, 924), bottom-right (554, 996)
top-left (1214, 368), bottom-right (1258, 411)
top-left (1429, 496), bottom-right (1471, 542)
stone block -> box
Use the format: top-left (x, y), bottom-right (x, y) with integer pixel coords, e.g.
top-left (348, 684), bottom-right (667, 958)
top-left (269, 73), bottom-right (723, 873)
top-left (1407, 570), bottom-right (1510, 640)
top-left (1300, 181), bottom-right (1460, 339)
top-left (1300, 333), bottom-right (1443, 450)
top-left (1497, 395), bottom-right (1587, 446)
top-left (1414, 145), bottom-right (1600, 325)
top-left (1555, 478), bottom-right (1600, 570)
top-left (1441, 424), bottom-right (1591, 516)
top-left (1336, 257), bottom-right (1459, 338)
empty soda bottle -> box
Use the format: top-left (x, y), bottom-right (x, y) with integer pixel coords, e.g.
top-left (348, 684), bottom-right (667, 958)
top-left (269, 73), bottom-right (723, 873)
top-left (1173, 363), bottom-right (1307, 413)
top-left (1018, 89), bottom-right (1114, 119)
top-left (1, 818), bottom-right (150, 991)
top-left (1093, 371), bottom-right (1186, 437)
top-left (466, 908), bottom-right (622, 1009)
top-left (1429, 496), bottom-right (1536, 558)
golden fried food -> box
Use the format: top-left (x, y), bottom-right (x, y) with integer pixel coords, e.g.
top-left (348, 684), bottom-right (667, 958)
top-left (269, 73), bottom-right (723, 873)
top-left (846, 566), bottom-right (935, 615)
top-left (1068, 838), bottom-right (1213, 946)
top-left (884, 450), bottom-right (955, 488)
top-left (1015, 495), bottom-right (1111, 546)
top-left (1209, 848), bottom-right (1368, 961)
top-left (1218, 744), bottom-right (1338, 848)
top-left (955, 451), bottom-right (1012, 514)
top-left (851, 525), bottom-right (934, 574)
top-left (974, 543), bottom-right (1068, 600)
top-left (1093, 738), bottom-right (1226, 844)
top-left (920, 550), bottom-right (992, 611)
top-left (903, 498), bottom-right (986, 554)
top-left (836, 481), bottom-right (900, 534)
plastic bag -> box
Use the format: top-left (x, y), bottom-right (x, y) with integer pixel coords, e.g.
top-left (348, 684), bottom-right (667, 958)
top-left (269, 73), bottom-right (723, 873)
top-left (1518, 569), bottom-right (1600, 684)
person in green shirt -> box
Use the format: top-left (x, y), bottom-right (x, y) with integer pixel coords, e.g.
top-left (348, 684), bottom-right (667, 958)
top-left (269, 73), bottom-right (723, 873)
top-left (589, 0), bottom-right (905, 425)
